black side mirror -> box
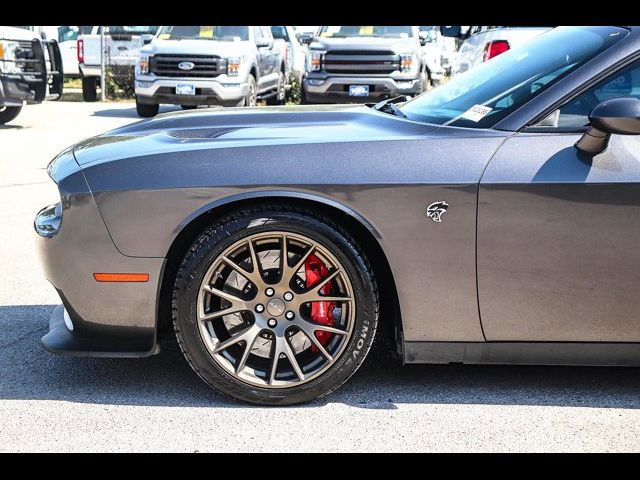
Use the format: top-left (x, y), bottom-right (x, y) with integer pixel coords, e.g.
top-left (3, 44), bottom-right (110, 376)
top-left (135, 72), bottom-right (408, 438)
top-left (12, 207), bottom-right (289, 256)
top-left (575, 98), bottom-right (640, 155)
top-left (141, 34), bottom-right (154, 45)
top-left (440, 26), bottom-right (462, 38)
top-left (299, 33), bottom-right (314, 45)
top-left (419, 34), bottom-right (427, 46)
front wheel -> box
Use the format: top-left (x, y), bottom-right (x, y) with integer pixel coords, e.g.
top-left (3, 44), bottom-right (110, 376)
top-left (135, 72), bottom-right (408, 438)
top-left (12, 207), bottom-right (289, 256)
top-left (243, 74), bottom-right (257, 107)
top-left (0, 106), bottom-right (22, 124)
top-left (172, 206), bottom-right (379, 405)
top-left (135, 97), bottom-right (159, 117)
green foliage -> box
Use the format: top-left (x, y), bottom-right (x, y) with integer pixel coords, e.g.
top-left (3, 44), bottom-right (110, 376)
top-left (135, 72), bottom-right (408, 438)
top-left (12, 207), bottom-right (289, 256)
top-left (286, 75), bottom-right (301, 104)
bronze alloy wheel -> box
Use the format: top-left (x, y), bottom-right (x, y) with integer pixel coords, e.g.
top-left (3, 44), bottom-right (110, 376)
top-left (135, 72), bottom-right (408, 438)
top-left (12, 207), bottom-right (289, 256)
top-left (196, 231), bottom-right (355, 388)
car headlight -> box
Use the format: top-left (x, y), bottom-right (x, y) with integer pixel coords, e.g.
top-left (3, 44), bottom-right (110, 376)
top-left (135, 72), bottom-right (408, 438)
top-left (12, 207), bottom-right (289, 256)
top-left (227, 56), bottom-right (242, 76)
top-left (399, 53), bottom-right (419, 76)
top-left (0, 40), bottom-right (20, 74)
top-left (306, 51), bottom-right (323, 72)
top-left (34, 202), bottom-right (62, 238)
top-left (137, 54), bottom-right (150, 75)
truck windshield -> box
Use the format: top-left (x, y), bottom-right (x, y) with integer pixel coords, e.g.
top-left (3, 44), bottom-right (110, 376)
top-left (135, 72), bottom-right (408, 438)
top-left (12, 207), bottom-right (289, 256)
top-left (157, 26), bottom-right (249, 41)
top-left (400, 26), bottom-right (628, 128)
top-left (106, 26), bottom-right (159, 35)
top-left (318, 26), bottom-right (414, 38)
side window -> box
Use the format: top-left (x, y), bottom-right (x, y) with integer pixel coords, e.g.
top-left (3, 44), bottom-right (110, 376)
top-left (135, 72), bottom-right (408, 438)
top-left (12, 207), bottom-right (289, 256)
top-left (58, 26), bottom-right (79, 43)
top-left (555, 60), bottom-right (640, 129)
top-left (271, 26), bottom-right (288, 41)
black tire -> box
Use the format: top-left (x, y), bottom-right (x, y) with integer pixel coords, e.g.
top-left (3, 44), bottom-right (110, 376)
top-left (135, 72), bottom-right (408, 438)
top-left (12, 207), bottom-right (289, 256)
top-left (0, 106), bottom-right (22, 124)
top-left (81, 76), bottom-right (97, 102)
top-left (300, 83), bottom-right (310, 104)
top-left (172, 205), bottom-right (379, 405)
top-left (181, 105), bottom-right (198, 110)
top-left (266, 70), bottom-right (286, 105)
top-left (243, 74), bottom-right (257, 107)
top-left (135, 97), bottom-right (159, 117)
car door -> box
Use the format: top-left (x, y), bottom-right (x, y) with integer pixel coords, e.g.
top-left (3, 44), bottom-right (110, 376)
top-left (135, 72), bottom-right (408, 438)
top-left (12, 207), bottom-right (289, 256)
top-left (478, 58), bottom-right (640, 342)
top-left (255, 26), bottom-right (277, 91)
top-left (57, 26), bottom-right (80, 76)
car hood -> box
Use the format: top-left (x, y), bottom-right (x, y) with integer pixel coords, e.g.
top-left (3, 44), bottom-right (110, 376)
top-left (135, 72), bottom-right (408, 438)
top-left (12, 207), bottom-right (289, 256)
top-left (308, 36), bottom-right (419, 53)
top-left (141, 38), bottom-right (251, 57)
top-left (72, 104), bottom-right (438, 166)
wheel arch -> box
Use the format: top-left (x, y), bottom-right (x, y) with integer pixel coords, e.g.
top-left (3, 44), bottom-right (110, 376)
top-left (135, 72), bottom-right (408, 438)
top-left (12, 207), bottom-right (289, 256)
top-left (156, 191), bottom-right (403, 355)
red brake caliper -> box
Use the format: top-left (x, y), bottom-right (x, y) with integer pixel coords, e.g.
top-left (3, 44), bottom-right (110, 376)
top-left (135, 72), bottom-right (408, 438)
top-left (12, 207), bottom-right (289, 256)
top-left (305, 254), bottom-right (336, 350)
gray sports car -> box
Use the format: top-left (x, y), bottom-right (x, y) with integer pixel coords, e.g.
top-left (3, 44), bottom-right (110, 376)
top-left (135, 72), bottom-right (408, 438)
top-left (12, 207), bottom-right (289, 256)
top-left (35, 26), bottom-right (640, 405)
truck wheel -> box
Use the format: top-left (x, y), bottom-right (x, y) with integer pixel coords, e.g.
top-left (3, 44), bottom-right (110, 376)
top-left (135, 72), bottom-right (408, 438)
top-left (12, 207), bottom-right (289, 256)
top-left (300, 84), bottom-right (310, 105)
top-left (266, 71), bottom-right (286, 105)
top-left (0, 106), bottom-right (22, 124)
top-left (181, 105), bottom-right (198, 110)
top-left (135, 98), bottom-right (159, 117)
top-left (243, 75), bottom-right (257, 107)
top-left (82, 77), bottom-right (98, 102)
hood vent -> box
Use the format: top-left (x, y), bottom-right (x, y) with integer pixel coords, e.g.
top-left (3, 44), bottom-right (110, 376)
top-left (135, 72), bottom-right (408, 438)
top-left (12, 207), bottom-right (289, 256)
top-left (165, 128), bottom-right (239, 139)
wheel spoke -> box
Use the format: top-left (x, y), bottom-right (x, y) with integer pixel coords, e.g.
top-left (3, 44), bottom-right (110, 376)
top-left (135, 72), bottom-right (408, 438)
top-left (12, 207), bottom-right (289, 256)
top-left (287, 243), bottom-right (316, 284)
top-left (268, 336), bottom-right (284, 385)
top-left (213, 324), bottom-right (258, 354)
top-left (235, 331), bottom-right (259, 374)
top-left (299, 326), bottom-right (333, 360)
top-left (203, 285), bottom-right (245, 304)
top-left (311, 323), bottom-right (348, 336)
top-left (310, 268), bottom-right (341, 291)
top-left (299, 292), bottom-right (352, 304)
top-left (284, 339), bottom-right (305, 381)
top-left (246, 239), bottom-right (266, 289)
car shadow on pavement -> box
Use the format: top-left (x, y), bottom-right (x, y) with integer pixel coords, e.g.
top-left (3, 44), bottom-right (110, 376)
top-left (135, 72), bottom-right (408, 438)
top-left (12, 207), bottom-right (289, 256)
top-left (0, 124), bottom-right (25, 130)
top-left (91, 105), bottom-right (182, 119)
top-left (2, 304), bottom-right (640, 410)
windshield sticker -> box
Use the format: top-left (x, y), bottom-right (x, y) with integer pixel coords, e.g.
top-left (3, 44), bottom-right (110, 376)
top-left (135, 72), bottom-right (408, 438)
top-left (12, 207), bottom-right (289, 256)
top-left (461, 104), bottom-right (493, 122)
top-left (200, 26), bottom-right (214, 38)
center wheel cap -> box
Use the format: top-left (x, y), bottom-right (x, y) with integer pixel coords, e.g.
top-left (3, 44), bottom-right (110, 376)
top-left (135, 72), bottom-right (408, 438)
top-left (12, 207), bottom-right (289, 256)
top-left (266, 298), bottom-right (286, 317)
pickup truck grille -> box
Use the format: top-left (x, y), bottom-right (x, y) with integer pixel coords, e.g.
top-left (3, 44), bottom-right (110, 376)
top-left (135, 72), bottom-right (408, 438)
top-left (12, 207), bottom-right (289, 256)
top-left (15, 40), bottom-right (42, 74)
top-left (323, 50), bottom-right (400, 75)
top-left (149, 54), bottom-right (227, 78)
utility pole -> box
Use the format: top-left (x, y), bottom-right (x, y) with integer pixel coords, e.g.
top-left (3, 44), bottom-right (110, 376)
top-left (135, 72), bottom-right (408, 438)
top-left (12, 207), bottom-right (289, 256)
top-left (100, 26), bottom-right (106, 101)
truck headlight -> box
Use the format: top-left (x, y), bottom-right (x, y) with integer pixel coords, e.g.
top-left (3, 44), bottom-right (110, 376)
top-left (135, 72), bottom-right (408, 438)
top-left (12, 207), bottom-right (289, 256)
top-left (399, 53), bottom-right (418, 76)
top-left (0, 40), bottom-right (20, 74)
top-left (306, 51), bottom-right (322, 72)
top-left (137, 54), bottom-right (150, 75)
top-left (227, 57), bottom-right (242, 76)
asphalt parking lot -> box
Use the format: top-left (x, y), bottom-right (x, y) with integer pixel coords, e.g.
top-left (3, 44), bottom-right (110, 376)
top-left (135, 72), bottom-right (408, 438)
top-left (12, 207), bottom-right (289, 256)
top-left (2, 101), bottom-right (640, 452)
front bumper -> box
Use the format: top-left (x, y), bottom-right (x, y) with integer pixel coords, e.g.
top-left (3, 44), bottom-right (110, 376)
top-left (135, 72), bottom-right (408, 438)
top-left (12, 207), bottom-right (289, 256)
top-left (303, 75), bottom-right (423, 103)
top-left (135, 75), bottom-right (249, 107)
top-left (36, 149), bottom-right (164, 357)
top-left (0, 74), bottom-right (43, 106)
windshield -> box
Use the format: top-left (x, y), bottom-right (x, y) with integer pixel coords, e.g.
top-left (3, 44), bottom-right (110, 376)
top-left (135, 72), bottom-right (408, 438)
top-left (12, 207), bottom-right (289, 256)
top-left (401, 26), bottom-right (628, 128)
top-left (319, 26), bottom-right (414, 39)
top-left (106, 26), bottom-right (158, 35)
top-left (157, 26), bottom-right (249, 41)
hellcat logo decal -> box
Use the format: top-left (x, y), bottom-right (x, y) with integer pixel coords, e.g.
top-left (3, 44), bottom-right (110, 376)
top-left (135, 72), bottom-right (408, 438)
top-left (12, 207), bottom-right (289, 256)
top-left (426, 201), bottom-right (449, 223)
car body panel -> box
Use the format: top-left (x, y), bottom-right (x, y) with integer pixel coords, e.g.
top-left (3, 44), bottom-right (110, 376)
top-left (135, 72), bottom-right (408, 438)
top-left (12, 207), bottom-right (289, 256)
top-left (72, 106), bottom-right (508, 342)
top-left (478, 132), bottom-right (640, 342)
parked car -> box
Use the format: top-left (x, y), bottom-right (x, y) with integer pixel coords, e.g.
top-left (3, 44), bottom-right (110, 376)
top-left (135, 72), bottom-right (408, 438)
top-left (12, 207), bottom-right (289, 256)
top-left (77, 25), bottom-right (160, 102)
top-left (419, 25), bottom-right (457, 77)
top-left (55, 26), bottom-right (88, 78)
top-left (301, 26), bottom-right (430, 104)
top-left (271, 25), bottom-right (305, 84)
top-left (445, 25), bottom-right (551, 77)
top-left (135, 26), bottom-right (286, 117)
top-left (37, 26), bottom-right (640, 406)
top-left (0, 26), bottom-right (62, 124)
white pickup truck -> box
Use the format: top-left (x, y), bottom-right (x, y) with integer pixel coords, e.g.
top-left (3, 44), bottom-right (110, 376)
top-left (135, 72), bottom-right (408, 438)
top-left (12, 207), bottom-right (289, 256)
top-left (76, 25), bottom-right (159, 101)
top-left (0, 26), bottom-right (63, 124)
top-left (134, 26), bottom-right (286, 117)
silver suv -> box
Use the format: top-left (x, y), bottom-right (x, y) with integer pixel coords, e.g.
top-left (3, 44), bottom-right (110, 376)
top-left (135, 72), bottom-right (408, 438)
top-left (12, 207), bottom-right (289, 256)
top-left (135, 26), bottom-right (286, 117)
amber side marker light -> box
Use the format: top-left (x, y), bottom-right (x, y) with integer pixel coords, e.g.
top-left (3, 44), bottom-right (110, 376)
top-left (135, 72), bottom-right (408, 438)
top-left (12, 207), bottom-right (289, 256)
top-left (94, 273), bottom-right (149, 282)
